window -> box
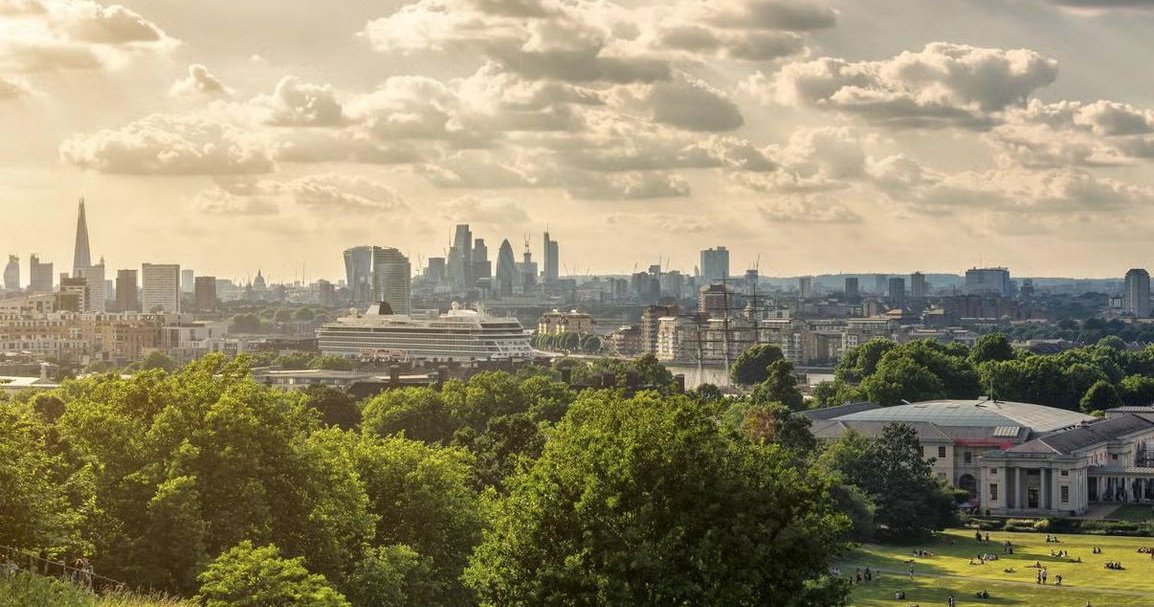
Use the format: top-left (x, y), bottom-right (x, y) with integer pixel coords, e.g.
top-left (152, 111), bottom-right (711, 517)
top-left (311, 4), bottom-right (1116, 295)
top-left (1060, 486), bottom-right (1069, 504)
top-left (964, 452), bottom-right (973, 465)
top-left (1112, 454), bottom-right (1119, 461)
top-left (938, 446), bottom-right (947, 459)
top-left (1060, 470), bottom-right (1068, 477)
top-left (991, 468), bottom-right (998, 475)
top-left (990, 484), bottom-right (999, 501)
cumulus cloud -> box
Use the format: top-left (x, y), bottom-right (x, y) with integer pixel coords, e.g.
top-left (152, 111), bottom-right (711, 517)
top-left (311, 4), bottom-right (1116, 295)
top-left (61, 114), bottom-right (275, 175)
top-left (170, 64), bottom-right (232, 98)
top-left (645, 77), bottom-right (744, 131)
top-left (707, 0), bottom-right (838, 31)
top-left (758, 196), bottom-right (862, 223)
top-left (256, 77), bottom-right (344, 127)
top-left (755, 42), bottom-right (1059, 128)
top-left (991, 99), bottom-right (1154, 167)
top-left (438, 196), bottom-right (530, 224)
top-left (0, 0), bottom-right (171, 72)
top-left (198, 174), bottom-right (407, 216)
top-left (366, 0), bottom-right (673, 84)
top-left (563, 170), bottom-right (690, 200)
top-left (274, 131), bottom-right (424, 165)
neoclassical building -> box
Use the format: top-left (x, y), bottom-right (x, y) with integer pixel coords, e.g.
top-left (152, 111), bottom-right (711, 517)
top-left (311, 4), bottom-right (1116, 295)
top-left (809, 399), bottom-right (1154, 516)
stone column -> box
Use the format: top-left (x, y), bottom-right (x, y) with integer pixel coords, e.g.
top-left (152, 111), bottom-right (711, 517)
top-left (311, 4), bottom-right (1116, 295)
top-left (1010, 468), bottom-right (1020, 512)
top-left (1041, 468), bottom-right (1049, 512)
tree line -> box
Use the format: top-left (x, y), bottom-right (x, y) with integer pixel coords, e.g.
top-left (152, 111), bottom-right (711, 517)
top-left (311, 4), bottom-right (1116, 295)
top-left (1, 352), bottom-right (959, 607)
top-left (801, 334), bottom-right (1154, 413)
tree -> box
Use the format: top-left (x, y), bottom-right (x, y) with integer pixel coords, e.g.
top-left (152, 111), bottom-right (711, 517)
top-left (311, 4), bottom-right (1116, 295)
top-left (139, 351), bottom-right (176, 372)
top-left (464, 392), bottom-right (849, 607)
top-left (196, 541), bottom-right (351, 607)
top-left (835, 339), bottom-right (896, 383)
top-left (969, 333), bottom-right (1015, 364)
top-left (859, 357), bottom-right (944, 406)
top-left (1120, 375), bottom-right (1154, 407)
top-left (229, 313), bottom-right (263, 334)
top-left (736, 402), bottom-right (817, 455)
top-left (275, 350), bottom-right (313, 370)
top-left (632, 353), bottom-right (674, 388)
top-left (751, 359), bottom-right (805, 411)
top-left (812, 380), bottom-right (861, 408)
top-left (730, 344), bottom-right (785, 385)
top-left (303, 385), bottom-right (361, 430)
top-left (362, 387), bottom-right (459, 444)
top-left (343, 544), bottom-right (436, 607)
top-left (1097, 335), bottom-right (1127, 351)
top-left (310, 354), bottom-right (354, 371)
top-left (818, 424), bottom-right (958, 540)
top-left (0, 401), bottom-right (76, 551)
top-left (1080, 380), bottom-right (1121, 414)
top-left (325, 433), bottom-right (482, 607)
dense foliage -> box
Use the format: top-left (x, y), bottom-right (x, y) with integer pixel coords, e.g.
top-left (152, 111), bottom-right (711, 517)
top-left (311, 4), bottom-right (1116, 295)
top-left (1, 352), bottom-right (963, 606)
top-left (818, 334), bottom-right (1154, 412)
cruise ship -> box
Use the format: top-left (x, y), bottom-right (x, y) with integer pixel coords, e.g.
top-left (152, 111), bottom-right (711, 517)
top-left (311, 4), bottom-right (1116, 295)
top-left (317, 302), bottom-right (532, 363)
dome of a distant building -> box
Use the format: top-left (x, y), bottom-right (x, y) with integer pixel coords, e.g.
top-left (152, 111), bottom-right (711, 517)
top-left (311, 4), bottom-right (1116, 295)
top-left (836, 399), bottom-right (1095, 434)
top-left (253, 270), bottom-right (267, 290)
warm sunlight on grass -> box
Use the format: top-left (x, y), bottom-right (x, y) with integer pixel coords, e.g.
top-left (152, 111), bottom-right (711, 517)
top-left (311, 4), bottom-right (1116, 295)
top-left (846, 528), bottom-right (1154, 606)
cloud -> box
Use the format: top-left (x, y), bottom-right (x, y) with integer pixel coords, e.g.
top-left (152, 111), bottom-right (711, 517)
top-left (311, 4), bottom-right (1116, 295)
top-left (438, 195), bottom-right (530, 224)
top-left (170, 64), bottom-right (232, 98)
top-left (0, 76), bottom-right (28, 98)
top-left (274, 131), bottom-right (424, 165)
top-left (59, 2), bottom-right (164, 44)
top-left (0, 0), bottom-right (172, 72)
top-left (255, 76), bottom-right (344, 127)
top-left (757, 42), bottom-right (1059, 128)
top-left (990, 99), bottom-right (1154, 167)
top-left (758, 196), bottom-right (862, 223)
top-left (645, 77), bottom-right (744, 131)
top-left (198, 174), bottom-right (407, 216)
top-left (61, 114), bottom-right (275, 175)
top-left (707, 0), bottom-right (838, 31)
top-left (563, 170), bottom-right (690, 200)
top-left (366, 0), bottom-right (673, 84)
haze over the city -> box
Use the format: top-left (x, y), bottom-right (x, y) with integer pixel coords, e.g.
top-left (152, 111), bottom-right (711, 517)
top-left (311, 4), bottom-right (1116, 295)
top-left (5, 0), bottom-right (1154, 280)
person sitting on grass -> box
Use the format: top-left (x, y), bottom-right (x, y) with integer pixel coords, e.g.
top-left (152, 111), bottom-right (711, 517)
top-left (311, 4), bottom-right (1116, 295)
top-left (975, 589), bottom-right (990, 599)
top-left (1003, 567), bottom-right (1015, 574)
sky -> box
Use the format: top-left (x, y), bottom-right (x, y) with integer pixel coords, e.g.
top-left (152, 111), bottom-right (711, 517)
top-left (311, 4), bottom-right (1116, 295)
top-left (4, 0), bottom-right (1154, 282)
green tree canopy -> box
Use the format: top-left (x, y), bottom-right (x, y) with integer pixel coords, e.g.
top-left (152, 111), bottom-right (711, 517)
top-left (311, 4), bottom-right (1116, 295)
top-left (464, 391), bottom-right (848, 607)
top-left (969, 333), bottom-right (1016, 364)
top-left (196, 541), bottom-right (350, 607)
top-left (750, 359), bottom-right (805, 411)
top-left (818, 424), bottom-right (957, 540)
top-left (729, 344), bottom-right (785, 386)
top-left (1080, 380), bottom-right (1121, 414)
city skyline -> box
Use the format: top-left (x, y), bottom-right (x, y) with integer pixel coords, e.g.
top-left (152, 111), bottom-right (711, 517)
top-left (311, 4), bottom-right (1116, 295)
top-left (8, 2), bottom-right (1154, 278)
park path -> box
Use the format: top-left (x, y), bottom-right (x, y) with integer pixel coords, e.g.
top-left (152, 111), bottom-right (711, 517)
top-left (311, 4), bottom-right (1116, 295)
top-left (839, 563), bottom-right (1154, 598)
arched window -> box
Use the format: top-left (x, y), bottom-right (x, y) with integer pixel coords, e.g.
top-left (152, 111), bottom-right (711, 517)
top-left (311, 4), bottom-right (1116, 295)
top-left (958, 473), bottom-right (978, 498)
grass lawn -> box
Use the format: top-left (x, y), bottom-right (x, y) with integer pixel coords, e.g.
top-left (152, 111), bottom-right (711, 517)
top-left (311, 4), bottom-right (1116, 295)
top-left (1107, 505), bottom-right (1154, 523)
top-left (844, 528), bottom-right (1154, 606)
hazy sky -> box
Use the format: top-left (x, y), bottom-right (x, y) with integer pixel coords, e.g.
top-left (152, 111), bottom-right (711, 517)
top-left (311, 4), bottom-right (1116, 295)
top-left (4, 0), bottom-right (1154, 282)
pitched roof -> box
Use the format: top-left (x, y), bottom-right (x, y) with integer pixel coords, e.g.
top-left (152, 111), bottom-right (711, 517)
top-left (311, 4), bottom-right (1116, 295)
top-left (1007, 415), bottom-right (1154, 456)
top-left (800, 401), bottom-right (880, 421)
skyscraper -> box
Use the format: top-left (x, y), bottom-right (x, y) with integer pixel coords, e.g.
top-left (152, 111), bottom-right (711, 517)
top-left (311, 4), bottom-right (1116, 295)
top-left (798, 276), bottom-right (813, 299)
top-left (873, 275), bottom-right (888, 296)
top-left (495, 239), bottom-right (516, 298)
top-left (543, 231), bottom-right (559, 283)
top-left (76, 260), bottom-right (106, 312)
top-left (181, 269), bottom-right (196, 294)
top-left (448, 224), bottom-right (473, 291)
top-left (887, 277), bottom-right (907, 309)
top-left (29, 255), bottom-right (53, 293)
top-left (425, 257), bottom-right (446, 283)
top-left (965, 267), bottom-right (1011, 297)
top-left (4, 255), bottom-right (19, 291)
top-left (700, 246), bottom-right (730, 284)
top-left (472, 238), bottom-right (491, 282)
top-left (844, 277), bottom-right (859, 297)
top-left (371, 247), bottom-right (411, 315)
top-left (73, 198), bottom-right (91, 277)
top-left (142, 263), bottom-right (181, 313)
top-left (116, 269), bottom-right (139, 312)
top-left (910, 272), bottom-right (929, 299)
top-left (1124, 268), bottom-right (1151, 318)
top-left (344, 246), bottom-right (375, 303)
top-left (195, 276), bottom-right (218, 311)
top-left (519, 240), bottom-right (538, 293)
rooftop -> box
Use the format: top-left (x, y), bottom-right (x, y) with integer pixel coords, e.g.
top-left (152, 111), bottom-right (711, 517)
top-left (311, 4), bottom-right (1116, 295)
top-left (835, 399), bottom-right (1095, 434)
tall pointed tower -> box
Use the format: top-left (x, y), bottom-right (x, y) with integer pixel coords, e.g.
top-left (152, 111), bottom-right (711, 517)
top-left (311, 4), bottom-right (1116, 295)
top-left (73, 197), bottom-right (91, 276)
